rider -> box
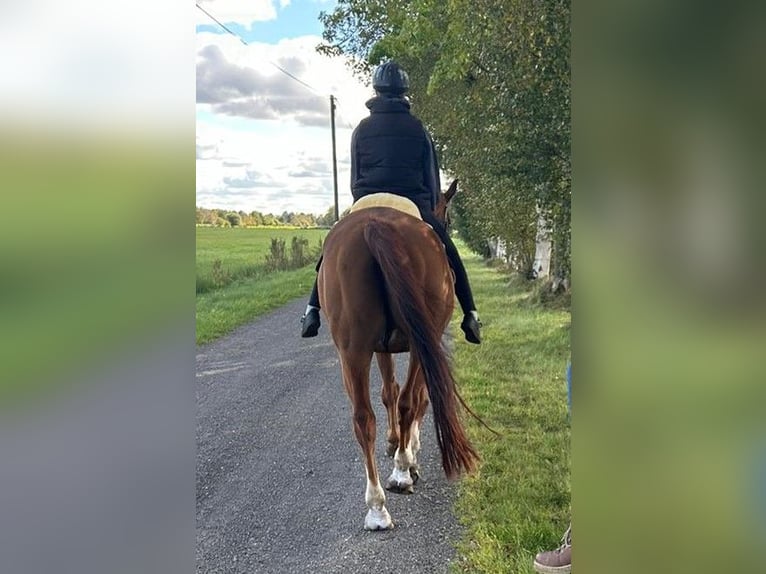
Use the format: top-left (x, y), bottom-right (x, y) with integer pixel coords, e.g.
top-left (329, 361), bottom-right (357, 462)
top-left (301, 60), bottom-right (482, 344)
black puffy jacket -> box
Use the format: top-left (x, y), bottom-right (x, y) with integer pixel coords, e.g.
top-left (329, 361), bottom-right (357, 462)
top-left (350, 96), bottom-right (440, 212)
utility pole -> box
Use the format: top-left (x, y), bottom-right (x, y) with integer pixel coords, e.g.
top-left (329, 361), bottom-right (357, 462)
top-left (330, 94), bottom-right (339, 222)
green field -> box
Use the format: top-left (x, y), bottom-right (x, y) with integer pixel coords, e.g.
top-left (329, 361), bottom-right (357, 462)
top-left (196, 226), bottom-right (326, 293)
top-left (195, 230), bottom-right (571, 572)
top-left (195, 227), bottom-right (327, 343)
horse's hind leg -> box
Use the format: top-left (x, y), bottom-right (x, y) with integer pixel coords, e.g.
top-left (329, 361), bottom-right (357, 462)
top-left (341, 351), bottom-right (393, 530)
top-left (376, 353), bottom-right (399, 457)
top-left (386, 357), bottom-right (425, 494)
top-left (408, 383), bottom-right (429, 485)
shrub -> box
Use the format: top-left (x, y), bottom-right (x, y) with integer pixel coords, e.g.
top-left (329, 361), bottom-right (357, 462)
top-left (265, 238), bottom-right (288, 271)
top-left (211, 259), bottom-right (231, 288)
top-left (290, 236), bottom-right (310, 268)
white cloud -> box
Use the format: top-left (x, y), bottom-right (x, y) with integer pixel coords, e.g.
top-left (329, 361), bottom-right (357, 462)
top-left (196, 32), bottom-right (371, 123)
top-left (195, 0), bottom-right (277, 29)
top-left (196, 44), bottom-right (331, 127)
top-left (196, 118), bottom-right (356, 215)
top-left (196, 31), bottom-right (374, 215)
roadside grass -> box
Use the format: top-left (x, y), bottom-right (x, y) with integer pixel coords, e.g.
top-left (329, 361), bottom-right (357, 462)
top-left (196, 265), bottom-right (317, 345)
top-left (449, 248), bottom-right (571, 573)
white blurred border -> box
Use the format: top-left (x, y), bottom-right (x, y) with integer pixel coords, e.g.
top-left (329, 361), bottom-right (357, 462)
top-left (0, 0), bottom-right (194, 131)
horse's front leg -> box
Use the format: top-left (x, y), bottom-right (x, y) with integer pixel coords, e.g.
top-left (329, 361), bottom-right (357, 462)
top-left (341, 352), bottom-right (393, 530)
top-left (376, 352), bottom-right (399, 457)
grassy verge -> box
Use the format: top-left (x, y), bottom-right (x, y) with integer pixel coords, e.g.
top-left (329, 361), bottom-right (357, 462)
top-left (449, 249), bottom-right (571, 573)
top-left (196, 265), bottom-right (316, 345)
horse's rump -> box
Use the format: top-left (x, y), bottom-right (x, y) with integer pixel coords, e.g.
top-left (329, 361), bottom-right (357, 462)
top-left (318, 207), bottom-right (451, 352)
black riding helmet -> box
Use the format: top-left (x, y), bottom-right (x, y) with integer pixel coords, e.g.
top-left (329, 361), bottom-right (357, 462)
top-left (372, 61), bottom-right (409, 96)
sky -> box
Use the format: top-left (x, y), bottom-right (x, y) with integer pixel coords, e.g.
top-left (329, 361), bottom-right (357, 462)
top-left (196, 0), bottom-right (374, 216)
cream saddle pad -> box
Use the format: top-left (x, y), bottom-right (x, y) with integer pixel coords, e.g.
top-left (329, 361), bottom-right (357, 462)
top-left (348, 193), bottom-right (422, 220)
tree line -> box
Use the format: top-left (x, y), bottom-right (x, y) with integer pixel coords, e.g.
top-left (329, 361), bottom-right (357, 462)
top-left (196, 206), bottom-right (337, 228)
top-left (318, 0), bottom-right (570, 283)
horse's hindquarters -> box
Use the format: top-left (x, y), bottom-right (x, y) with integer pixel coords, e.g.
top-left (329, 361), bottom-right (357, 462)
top-left (317, 207), bottom-right (474, 531)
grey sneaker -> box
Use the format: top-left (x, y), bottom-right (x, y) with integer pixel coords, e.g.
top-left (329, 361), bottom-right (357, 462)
top-left (533, 524), bottom-right (571, 574)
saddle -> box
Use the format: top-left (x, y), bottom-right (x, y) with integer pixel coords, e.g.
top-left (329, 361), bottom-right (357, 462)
top-left (349, 193), bottom-right (422, 220)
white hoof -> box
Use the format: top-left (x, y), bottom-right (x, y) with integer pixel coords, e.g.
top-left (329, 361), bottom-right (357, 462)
top-left (364, 507), bottom-right (393, 530)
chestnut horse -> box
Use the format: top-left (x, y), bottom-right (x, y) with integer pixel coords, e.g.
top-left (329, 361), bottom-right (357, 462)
top-left (317, 180), bottom-right (479, 530)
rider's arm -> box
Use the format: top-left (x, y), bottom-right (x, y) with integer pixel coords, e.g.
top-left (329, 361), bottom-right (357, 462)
top-left (424, 133), bottom-right (441, 211)
top-left (350, 127), bottom-right (360, 202)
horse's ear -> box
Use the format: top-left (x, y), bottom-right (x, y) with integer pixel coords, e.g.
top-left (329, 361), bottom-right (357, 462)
top-left (445, 179), bottom-right (458, 203)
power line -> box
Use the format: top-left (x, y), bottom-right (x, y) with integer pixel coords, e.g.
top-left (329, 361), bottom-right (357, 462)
top-left (196, 3), bottom-right (246, 45)
top-left (196, 3), bottom-right (321, 96)
top-left (330, 96), bottom-right (357, 130)
top-left (196, 2), bottom-right (349, 221)
top-left (268, 62), bottom-right (321, 96)
top-left (196, 3), bottom-right (361, 125)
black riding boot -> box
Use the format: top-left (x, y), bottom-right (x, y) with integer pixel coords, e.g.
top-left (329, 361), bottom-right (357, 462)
top-left (452, 262), bottom-right (482, 344)
top-left (301, 279), bottom-right (321, 337)
top-left (301, 259), bottom-right (322, 338)
top-left (421, 213), bottom-right (481, 344)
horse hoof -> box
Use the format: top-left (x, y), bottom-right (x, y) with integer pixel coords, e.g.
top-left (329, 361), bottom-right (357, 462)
top-left (386, 480), bottom-right (415, 494)
top-left (385, 472), bottom-right (415, 494)
top-left (364, 507), bottom-right (393, 531)
top-left (410, 465), bottom-right (420, 485)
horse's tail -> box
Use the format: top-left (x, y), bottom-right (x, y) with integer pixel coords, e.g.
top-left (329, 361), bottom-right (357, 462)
top-left (363, 218), bottom-right (479, 478)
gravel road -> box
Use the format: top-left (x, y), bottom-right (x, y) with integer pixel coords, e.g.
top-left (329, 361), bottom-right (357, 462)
top-left (196, 298), bottom-right (465, 574)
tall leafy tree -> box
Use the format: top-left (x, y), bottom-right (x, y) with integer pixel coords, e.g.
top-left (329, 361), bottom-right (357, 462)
top-left (319, 0), bottom-right (570, 281)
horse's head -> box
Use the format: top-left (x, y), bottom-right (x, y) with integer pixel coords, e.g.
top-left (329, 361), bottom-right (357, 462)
top-left (434, 178), bottom-right (458, 228)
